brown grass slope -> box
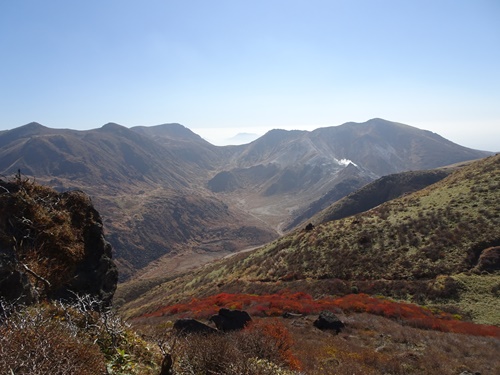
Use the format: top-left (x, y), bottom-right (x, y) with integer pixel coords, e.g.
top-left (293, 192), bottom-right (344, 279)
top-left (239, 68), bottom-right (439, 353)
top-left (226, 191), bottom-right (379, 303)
top-left (131, 123), bottom-right (229, 170)
top-left (0, 122), bottom-right (194, 191)
top-left (104, 190), bottom-right (277, 280)
top-left (207, 119), bottom-right (491, 207)
top-left (309, 119), bottom-right (491, 175)
top-left (119, 154), bottom-right (500, 323)
top-left (229, 118), bottom-right (490, 175)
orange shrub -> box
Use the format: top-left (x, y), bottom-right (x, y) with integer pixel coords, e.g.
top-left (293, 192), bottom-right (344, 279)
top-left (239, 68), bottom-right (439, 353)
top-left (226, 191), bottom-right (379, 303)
top-left (243, 319), bottom-right (302, 371)
top-left (141, 291), bottom-right (500, 338)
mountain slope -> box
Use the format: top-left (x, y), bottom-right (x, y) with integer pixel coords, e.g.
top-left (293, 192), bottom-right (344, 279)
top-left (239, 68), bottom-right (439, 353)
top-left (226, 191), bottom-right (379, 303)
top-left (131, 123), bottom-right (227, 171)
top-left (284, 163), bottom-right (374, 230)
top-left (120, 154), bottom-right (500, 324)
top-left (308, 119), bottom-right (488, 175)
top-left (102, 190), bottom-right (277, 280)
top-left (220, 118), bottom-right (489, 176)
top-left (207, 119), bottom-right (490, 231)
top-left (0, 119), bottom-right (492, 282)
top-left (310, 168), bottom-right (453, 227)
top-left (0, 122), bottom-right (192, 190)
top-left (0, 122), bottom-right (278, 280)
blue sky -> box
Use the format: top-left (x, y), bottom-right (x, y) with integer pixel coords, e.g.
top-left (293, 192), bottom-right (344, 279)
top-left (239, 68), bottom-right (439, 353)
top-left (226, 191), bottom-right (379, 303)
top-left (1, 0), bottom-right (499, 150)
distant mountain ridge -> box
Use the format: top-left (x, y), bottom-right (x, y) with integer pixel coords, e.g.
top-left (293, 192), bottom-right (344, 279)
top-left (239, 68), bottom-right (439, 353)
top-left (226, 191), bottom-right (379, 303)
top-left (0, 122), bottom-right (192, 190)
top-left (0, 119), bottom-right (491, 279)
top-left (206, 119), bottom-right (489, 230)
top-left (224, 132), bottom-right (260, 145)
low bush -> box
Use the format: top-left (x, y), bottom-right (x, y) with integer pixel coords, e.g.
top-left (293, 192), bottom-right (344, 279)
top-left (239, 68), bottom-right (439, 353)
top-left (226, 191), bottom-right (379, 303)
top-left (141, 291), bottom-right (500, 338)
top-left (155, 318), bottom-right (301, 374)
top-left (0, 297), bottom-right (161, 375)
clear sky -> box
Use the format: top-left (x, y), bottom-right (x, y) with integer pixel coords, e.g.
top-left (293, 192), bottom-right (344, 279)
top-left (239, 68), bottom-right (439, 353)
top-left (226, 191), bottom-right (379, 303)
top-left (1, 0), bottom-right (499, 150)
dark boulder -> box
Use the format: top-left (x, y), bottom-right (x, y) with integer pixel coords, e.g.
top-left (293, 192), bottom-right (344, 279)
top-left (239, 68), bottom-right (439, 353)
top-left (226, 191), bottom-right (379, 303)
top-left (474, 246), bottom-right (500, 273)
top-left (313, 310), bottom-right (345, 333)
top-left (173, 318), bottom-right (217, 335)
top-left (209, 308), bottom-right (252, 331)
top-left (55, 193), bottom-right (118, 306)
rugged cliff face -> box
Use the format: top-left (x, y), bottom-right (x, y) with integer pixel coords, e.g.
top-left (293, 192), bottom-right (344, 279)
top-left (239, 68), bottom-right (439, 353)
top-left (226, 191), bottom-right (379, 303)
top-left (0, 177), bottom-right (117, 306)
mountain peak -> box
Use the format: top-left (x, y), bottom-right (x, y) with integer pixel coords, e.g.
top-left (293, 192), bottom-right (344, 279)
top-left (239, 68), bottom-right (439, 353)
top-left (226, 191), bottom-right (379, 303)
top-left (131, 123), bottom-right (205, 142)
top-left (19, 122), bottom-right (48, 132)
top-left (24, 121), bottom-right (46, 128)
top-left (101, 122), bottom-right (127, 131)
top-left (0, 122), bottom-right (49, 142)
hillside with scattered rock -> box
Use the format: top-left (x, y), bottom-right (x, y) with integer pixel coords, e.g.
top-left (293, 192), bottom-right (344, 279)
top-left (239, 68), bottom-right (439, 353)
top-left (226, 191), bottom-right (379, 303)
top-left (120, 154), bottom-right (500, 326)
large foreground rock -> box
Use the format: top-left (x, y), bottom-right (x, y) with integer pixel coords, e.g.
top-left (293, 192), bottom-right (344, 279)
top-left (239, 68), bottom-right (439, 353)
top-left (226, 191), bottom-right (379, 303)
top-left (0, 180), bottom-right (118, 307)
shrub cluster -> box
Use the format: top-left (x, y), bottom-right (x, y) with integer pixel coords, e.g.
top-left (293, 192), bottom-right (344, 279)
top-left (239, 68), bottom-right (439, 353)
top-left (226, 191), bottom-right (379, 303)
top-left (0, 296), bottom-right (160, 375)
top-left (142, 292), bottom-right (500, 338)
top-left (156, 318), bottom-right (301, 374)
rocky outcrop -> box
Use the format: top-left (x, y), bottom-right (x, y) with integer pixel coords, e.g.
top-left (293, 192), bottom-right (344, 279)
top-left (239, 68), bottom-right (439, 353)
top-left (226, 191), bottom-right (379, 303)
top-left (51, 190), bottom-right (118, 305)
top-left (474, 247), bottom-right (500, 273)
top-left (313, 311), bottom-right (345, 333)
top-left (173, 318), bottom-right (217, 335)
top-left (0, 252), bottom-right (35, 305)
top-left (209, 308), bottom-right (252, 331)
top-left (0, 179), bottom-right (117, 307)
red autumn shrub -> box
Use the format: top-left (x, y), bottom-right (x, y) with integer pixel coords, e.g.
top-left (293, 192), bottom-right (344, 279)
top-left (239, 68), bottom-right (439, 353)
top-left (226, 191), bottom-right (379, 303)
top-left (242, 319), bottom-right (302, 371)
top-left (141, 291), bottom-right (500, 338)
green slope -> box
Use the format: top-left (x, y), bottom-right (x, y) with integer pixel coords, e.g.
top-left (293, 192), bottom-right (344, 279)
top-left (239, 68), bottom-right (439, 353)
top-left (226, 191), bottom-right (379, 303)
top-left (120, 155), bottom-right (500, 324)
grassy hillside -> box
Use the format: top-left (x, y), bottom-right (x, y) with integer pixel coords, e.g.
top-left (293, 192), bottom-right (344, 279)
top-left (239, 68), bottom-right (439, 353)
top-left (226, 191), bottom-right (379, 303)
top-left (119, 154), bottom-right (500, 324)
top-left (3, 173), bottom-right (497, 374)
top-left (311, 169), bottom-right (451, 226)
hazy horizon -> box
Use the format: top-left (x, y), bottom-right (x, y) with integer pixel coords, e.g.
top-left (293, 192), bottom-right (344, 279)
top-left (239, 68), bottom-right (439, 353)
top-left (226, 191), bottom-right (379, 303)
top-left (1, 1), bottom-right (499, 151)
top-left (3, 118), bottom-right (498, 152)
